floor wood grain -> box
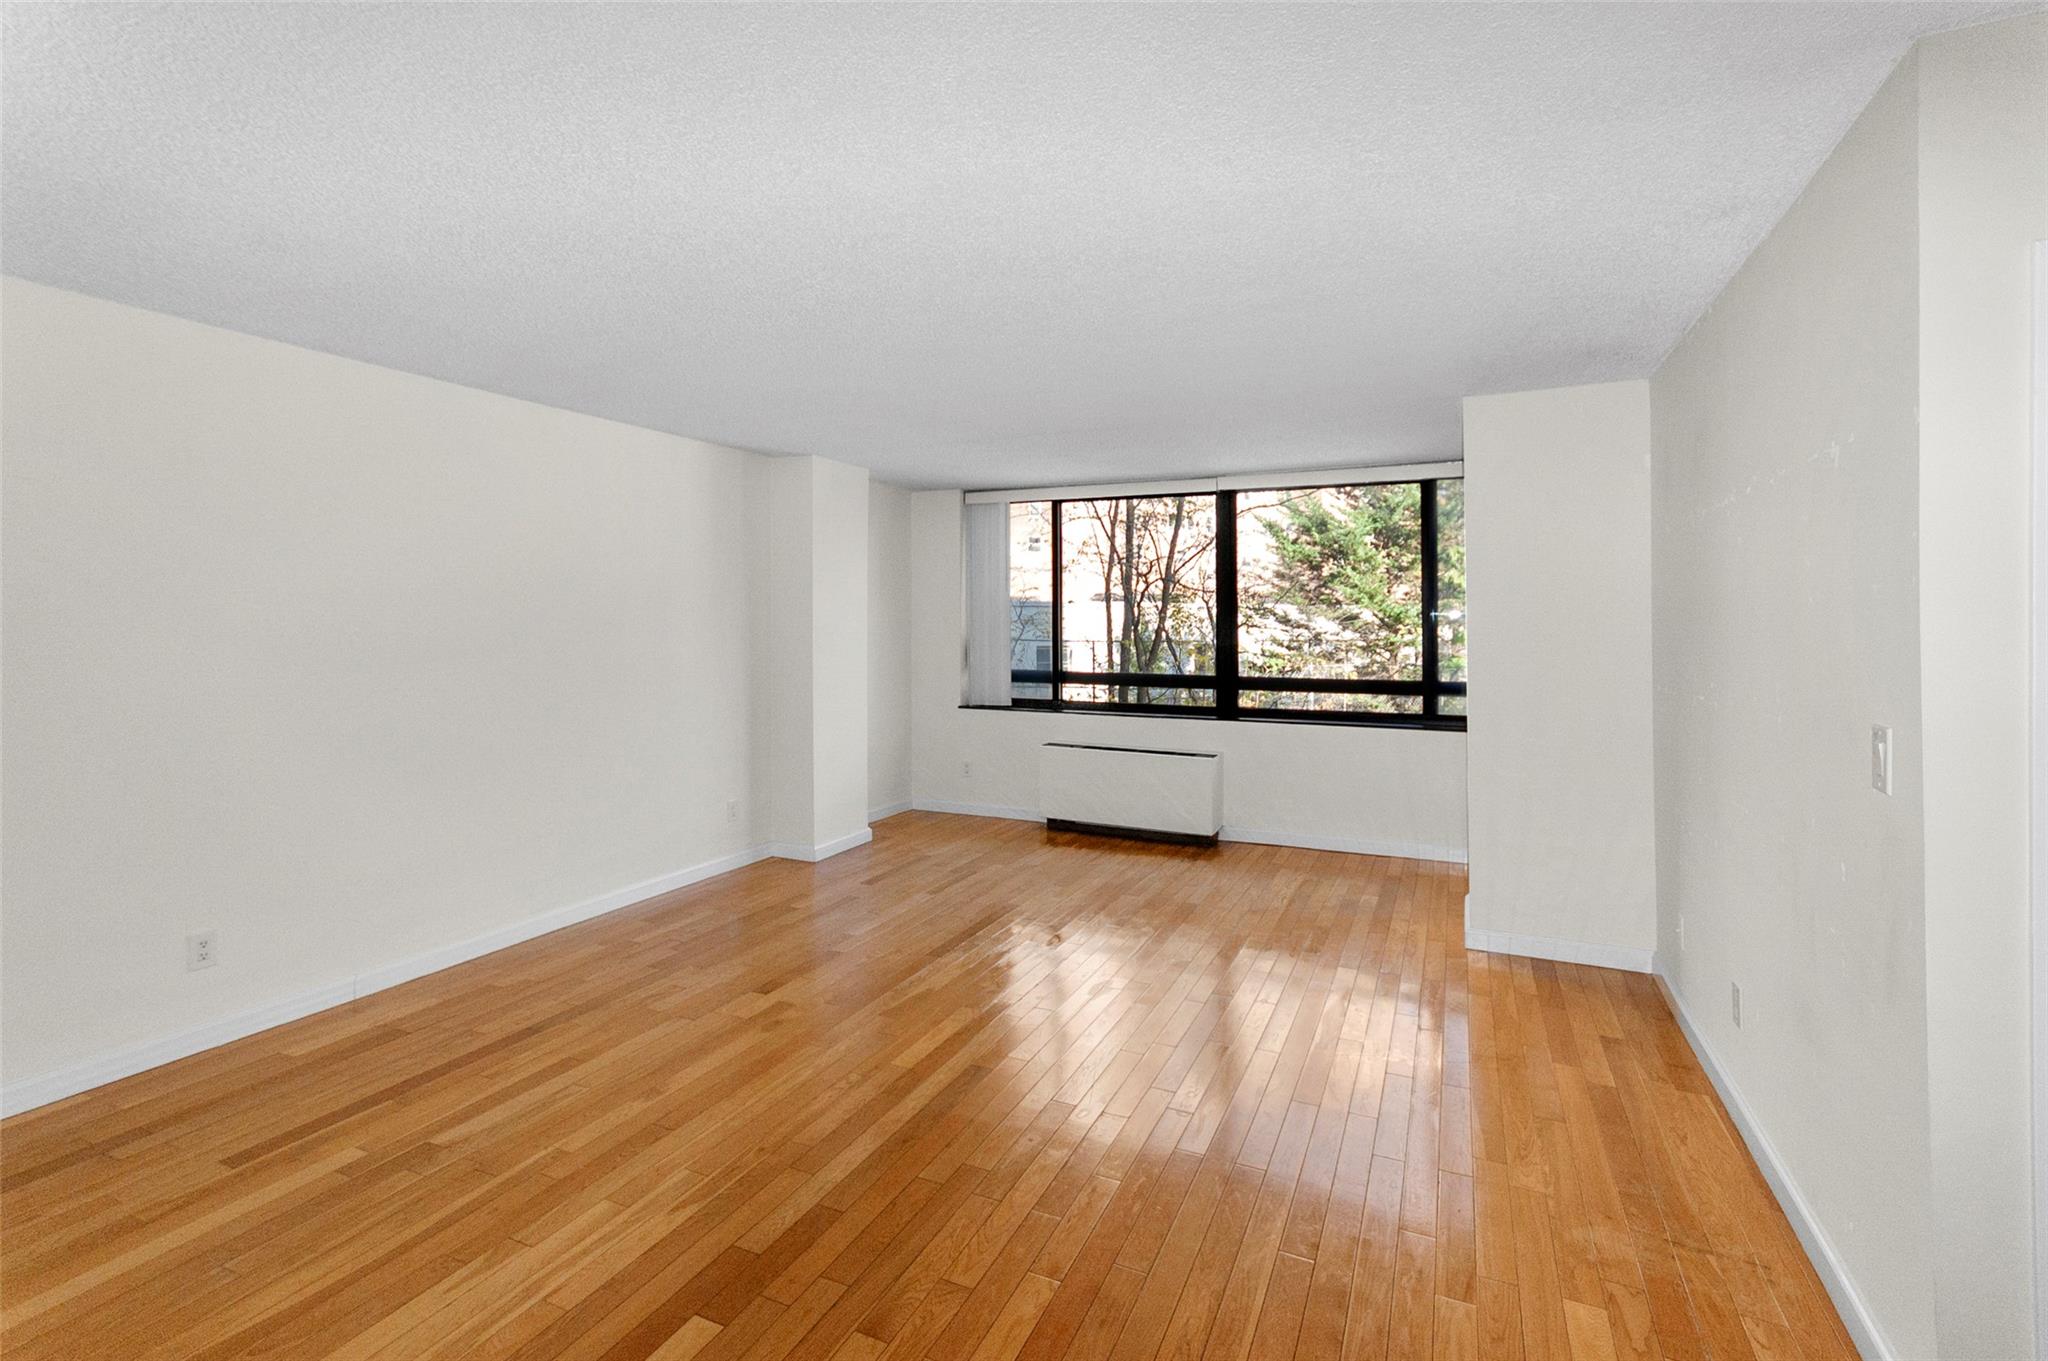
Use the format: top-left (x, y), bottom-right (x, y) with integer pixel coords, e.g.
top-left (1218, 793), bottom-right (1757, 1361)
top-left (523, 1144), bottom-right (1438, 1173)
top-left (0, 813), bottom-right (1856, 1360)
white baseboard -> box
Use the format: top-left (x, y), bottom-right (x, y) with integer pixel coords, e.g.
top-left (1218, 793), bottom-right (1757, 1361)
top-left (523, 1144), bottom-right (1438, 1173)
top-left (1221, 824), bottom-right (1469, 864)
top-left (1652, 971), bottom-right (1896, 1361)
top-left (912, 802), bottom-right (1468, 867)
top-left (0, 843), bottom-right (777, 1119)
top-left (868, 800), bottom-right (913, 822)
top-left (912, 798), bottom-right (1044, 822)
top-left (1462, 924), bottom-right (1655, 974)
top-left (765, 827), bottom-right (875, 863)
top-left (0, 982), bottom-right (360, 1121)
top-left (354, 847), bottom-right (773, 995)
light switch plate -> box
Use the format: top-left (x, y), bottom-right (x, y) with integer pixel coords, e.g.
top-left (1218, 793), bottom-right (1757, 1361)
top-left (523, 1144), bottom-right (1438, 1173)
top-left (1870, 724), bottom-right (1893, 795)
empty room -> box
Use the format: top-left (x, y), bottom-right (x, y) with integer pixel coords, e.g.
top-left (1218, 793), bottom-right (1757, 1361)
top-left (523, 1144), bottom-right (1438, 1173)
top-left (2, 3), bottom-right (2043, 1359)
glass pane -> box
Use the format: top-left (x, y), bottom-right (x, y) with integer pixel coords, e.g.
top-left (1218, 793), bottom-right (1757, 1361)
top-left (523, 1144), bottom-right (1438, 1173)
top-left (1236, 483), bottom-right (1423, 682)
top-left (1436, 479), bottom-right (1466, 686)
top-left (1240, 689), bottom-right (1422, 716)
top-left (1060, 682), bottom-right (1215, 708)
top-left (1438, 692), bottom-right (1467, 717)
top-left (1008, 501), bottom-right (1054, 701)
top-left (1060, 496), bottom-right (1218, 677)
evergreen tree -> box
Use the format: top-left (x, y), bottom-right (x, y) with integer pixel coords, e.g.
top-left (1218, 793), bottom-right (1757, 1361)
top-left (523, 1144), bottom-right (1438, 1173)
top-left (1240, 483), bottom-right (1433, 681)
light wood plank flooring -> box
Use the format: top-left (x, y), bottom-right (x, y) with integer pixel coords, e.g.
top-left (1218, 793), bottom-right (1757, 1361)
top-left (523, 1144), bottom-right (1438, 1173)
top-left (0, 812), bottom-right (1854, 1360)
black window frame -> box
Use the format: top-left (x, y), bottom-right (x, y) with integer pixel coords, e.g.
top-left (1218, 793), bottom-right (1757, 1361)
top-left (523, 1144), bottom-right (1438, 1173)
top-left (999, 479), bottom-right (1466, 730)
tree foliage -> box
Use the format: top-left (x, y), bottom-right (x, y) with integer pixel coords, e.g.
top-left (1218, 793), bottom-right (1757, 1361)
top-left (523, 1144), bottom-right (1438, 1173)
top-left (1435, 480), bottom-right (1466, 682)
top-left (1239, 483), bottom-right (1445, 681)
top-left (1068, 497), bottom-right (1216, 687)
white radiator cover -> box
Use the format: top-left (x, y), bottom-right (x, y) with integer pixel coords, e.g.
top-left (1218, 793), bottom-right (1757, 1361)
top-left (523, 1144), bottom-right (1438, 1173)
top-left (1039, 742), bottom-right (1223, 840)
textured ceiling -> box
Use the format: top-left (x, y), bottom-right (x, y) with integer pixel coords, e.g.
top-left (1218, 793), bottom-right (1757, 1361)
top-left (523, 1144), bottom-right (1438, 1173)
top-left (1, 3), bottom-right (2027, 488)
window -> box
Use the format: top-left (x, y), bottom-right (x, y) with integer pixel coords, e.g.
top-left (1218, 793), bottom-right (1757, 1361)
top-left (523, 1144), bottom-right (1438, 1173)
top-left (1058, 495), bottom-right (1218, 707)
top-left (1237, 482), bottom-right (1423, 685)
top-left (1435, 479), bottom-right (1466, 713)
top-left (999, 477), bottom-right (1465, 726)
top-left (1007, 502), bottom-right (1054, 700)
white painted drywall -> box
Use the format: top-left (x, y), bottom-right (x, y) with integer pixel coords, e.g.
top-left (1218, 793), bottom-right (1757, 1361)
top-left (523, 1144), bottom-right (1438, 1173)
top-left (1916, 16), bottom-right (2047, 1359)
top-left (906, 491), bottom-right (1468, 860)
top-left (755, 455), bottom-right (872, 856)
top-left (758, 456), bottom-right (819, 851)
top-left (1462, 380), bottom-right (1657, 966)
top-left (867, 480), bottom-right (914, 817)
top-left (0, 278), bottom-right (767, 1089)
top-left (1649, 58), bottom-right (1937, 1359)
top-left (1652, 22), bottom-right (2048, 1352)
top-left (809, 457), bottom-right (870, 851)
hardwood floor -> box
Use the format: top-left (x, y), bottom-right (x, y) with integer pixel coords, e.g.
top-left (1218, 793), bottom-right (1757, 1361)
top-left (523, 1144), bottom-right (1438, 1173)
top-left (0, 812), bottom-right (1854, 1361)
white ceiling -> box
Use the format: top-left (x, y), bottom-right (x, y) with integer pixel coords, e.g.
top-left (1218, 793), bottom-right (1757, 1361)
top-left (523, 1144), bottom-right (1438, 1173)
top-left (1, 3), bottom-right (2025, 488)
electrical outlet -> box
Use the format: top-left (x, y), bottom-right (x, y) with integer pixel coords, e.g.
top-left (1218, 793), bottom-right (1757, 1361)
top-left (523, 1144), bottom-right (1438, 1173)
top-left (1870, 724), bottom-right (1893, 795)
top-left (1730, 982), bottom-right (1742, 1028)
top-left (187, 931), bottom-right (218, 971)
top-left (961, 760), bottom-right (972, 779)
top-left (726, 798), bottom-right (739, 824)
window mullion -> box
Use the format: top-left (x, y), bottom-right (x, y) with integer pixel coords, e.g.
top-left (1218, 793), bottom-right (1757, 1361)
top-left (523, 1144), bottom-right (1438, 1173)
top-left (1216, 491), bottom-right (1239, 720)
top-left (1420, 479), bottom-right (1440, 718)
top-left (1050, 500), bottom-right (1064, 709)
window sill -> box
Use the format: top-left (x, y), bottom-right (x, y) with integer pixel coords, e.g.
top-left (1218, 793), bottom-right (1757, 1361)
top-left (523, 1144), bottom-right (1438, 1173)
top-left (957, 703), bottom-right (1465, 733)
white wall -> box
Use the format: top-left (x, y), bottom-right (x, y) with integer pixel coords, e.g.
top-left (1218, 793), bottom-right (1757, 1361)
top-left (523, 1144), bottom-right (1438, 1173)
top-left (1652, 22), bottom-right (2048, 1353)
top-left (753, 455), bottom-right (871, 857)
top-left (1462, 380), bottom-right (1656, 968)
top-left (758, 456), bottom-right (820, 850)
top-left (809, 457), bottom-right (870, 849)
top-left (1, 278), bottom-right (768, 1093)
top-left (1651, 55), bottom-right (1938, 1360)
top-left (1916, 16), bottom-right (2046, 1358)
top-left (907, 490), bottom-right (1469, 860)
top-left (867, 480), bottom-right (913, 817)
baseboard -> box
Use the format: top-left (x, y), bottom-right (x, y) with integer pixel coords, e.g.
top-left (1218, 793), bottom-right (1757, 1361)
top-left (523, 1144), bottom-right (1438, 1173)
top-left (868, 800), bottom-right (913, 822)
top-left (1652, 971), bottom-right (1897, 1361)
top-left (0, 981), bottom-right (360, 1120)
top-left (1221, 824), bottom-right (1469, 864)
top-left (351, 847), bottom-right (774, 996)
top-left (911, 798), bottom-right (1044, 822)
top-left (912, 803), bottom-right (1468, 867)
top-left (0, 843), bottom-right (777, 1119)
top-left (1462, 924), bottom-right (1655, 974)
top-left (765, 827), bottom-right (875, 863)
